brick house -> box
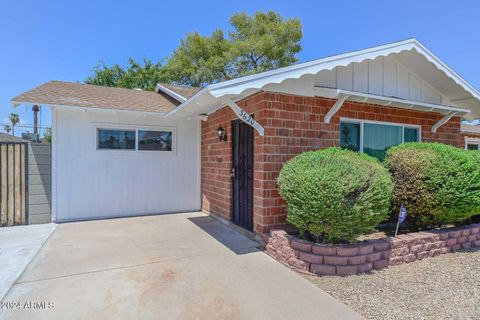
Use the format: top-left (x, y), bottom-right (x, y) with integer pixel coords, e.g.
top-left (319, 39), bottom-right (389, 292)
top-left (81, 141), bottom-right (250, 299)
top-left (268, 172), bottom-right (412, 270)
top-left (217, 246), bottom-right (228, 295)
top-left (167, 39), bottom-right (480, 234)
top-left (12, 39), bottom-right (480, 233)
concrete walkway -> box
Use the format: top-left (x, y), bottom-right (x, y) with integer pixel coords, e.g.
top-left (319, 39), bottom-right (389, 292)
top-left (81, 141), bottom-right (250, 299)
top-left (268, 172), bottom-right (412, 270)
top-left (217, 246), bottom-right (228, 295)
top-left (1, 212), bottom-right (363, 320)
top-left (0, 223), bottom-right (57, 300)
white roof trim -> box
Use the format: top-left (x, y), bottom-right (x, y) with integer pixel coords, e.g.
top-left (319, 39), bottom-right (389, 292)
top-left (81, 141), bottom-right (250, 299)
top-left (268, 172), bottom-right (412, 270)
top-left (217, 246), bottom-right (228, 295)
top-left (11, 101), bottom-right (167, 116)
top-left (156, 84), bottom-right (187, 103)
top-left (165, 38), bottom-right (480, 119)
top-left (315, 87), bottom-right (471, 115)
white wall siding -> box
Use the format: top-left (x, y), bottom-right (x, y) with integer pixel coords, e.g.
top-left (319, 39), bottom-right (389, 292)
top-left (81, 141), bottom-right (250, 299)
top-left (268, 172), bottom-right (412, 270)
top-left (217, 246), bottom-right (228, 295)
top-left (53, 108), bottom-right (200, 221)
top-left (315, 55), bottom-right (445, 104)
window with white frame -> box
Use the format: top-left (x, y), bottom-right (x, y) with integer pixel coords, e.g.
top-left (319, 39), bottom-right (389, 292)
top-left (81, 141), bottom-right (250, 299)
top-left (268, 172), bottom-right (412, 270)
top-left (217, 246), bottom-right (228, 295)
top-left (340, 119), bottom-right (420, 160)
top-left (97, 129), bottom-right (136, 150)
top-left (138, 130), bottom-right (173, 151)
top-left (97, 128), bottom-right (175, 152)
top-left (465, 137), bottom-right (480, 150)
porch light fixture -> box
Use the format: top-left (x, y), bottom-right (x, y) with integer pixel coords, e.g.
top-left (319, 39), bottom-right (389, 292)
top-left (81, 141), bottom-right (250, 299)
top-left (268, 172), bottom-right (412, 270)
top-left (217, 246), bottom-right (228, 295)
top-left (217, 126), bottom-right (227, 141)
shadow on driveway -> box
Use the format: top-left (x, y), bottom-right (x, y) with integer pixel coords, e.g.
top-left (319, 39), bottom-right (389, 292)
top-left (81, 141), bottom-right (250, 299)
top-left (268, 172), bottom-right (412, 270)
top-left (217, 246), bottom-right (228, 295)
top-left (187, 216), bottom-right (258, 255)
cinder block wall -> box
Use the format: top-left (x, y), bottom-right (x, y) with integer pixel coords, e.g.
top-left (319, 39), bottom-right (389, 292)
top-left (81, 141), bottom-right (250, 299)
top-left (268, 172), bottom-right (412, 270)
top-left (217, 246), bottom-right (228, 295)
top-left (28, 143), bottom-right (51, 224)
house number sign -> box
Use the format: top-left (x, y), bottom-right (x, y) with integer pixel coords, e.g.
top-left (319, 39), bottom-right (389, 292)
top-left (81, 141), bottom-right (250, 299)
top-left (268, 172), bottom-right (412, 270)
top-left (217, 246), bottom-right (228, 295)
top-left (238, 110), bottom-right (255, 126)
top-left (224, 99), bottom-right (265, 136)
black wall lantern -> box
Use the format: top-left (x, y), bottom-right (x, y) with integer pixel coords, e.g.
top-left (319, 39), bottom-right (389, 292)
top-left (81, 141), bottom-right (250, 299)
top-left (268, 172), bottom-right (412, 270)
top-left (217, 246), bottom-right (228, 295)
top-left (217, 126), bottom-right (227, 141)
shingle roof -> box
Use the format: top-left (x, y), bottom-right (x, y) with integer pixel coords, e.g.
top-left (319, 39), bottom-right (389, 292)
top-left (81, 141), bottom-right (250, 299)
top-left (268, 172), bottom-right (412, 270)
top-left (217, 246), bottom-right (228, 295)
top-left (461, 124), bottom-right (480, 134)
top-left (11, 80), bottom-right (181, 113)
top-left (0, 133), bottom-right (28, 143)
top-left (157, 83), bottom-right (201, 99)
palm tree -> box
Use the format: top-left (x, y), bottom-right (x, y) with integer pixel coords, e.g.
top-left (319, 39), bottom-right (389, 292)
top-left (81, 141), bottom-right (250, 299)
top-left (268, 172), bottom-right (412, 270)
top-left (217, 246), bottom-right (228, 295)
top-left (8, 113), bottom-right (20, 136)
top-left (3, 125), bottom-right (11, 134)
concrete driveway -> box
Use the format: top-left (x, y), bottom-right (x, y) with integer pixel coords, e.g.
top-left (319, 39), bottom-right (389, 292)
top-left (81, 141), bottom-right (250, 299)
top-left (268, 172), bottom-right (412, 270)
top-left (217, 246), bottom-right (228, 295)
top-left (1, 212), bottom-right (363, 320)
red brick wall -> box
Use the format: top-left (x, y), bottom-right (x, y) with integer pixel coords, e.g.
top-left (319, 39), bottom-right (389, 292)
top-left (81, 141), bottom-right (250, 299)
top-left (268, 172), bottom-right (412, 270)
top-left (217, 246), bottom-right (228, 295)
top-left (264, 224), bottom-right (480, 276)
top-left (201, 91), bottom-right (463, 234)
top-left (201, 92), bottom-right (267, 225)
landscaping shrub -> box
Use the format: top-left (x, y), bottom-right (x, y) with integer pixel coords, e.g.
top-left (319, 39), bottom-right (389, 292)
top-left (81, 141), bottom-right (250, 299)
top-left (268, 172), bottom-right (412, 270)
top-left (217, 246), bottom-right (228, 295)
top-left (278, 148), bottom-right (393, 244)
top-left (385, 142), bottom-right (480, 229)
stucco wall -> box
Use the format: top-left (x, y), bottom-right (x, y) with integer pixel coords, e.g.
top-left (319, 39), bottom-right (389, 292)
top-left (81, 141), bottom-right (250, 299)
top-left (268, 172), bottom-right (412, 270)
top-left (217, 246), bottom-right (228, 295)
top-left (52, 108), bottom-right (201, 221)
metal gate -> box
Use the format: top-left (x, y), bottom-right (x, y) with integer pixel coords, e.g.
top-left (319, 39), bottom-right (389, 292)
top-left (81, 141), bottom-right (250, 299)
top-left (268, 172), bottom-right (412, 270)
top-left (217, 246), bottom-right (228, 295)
top-left (0, 142), bottom-right (28, 226)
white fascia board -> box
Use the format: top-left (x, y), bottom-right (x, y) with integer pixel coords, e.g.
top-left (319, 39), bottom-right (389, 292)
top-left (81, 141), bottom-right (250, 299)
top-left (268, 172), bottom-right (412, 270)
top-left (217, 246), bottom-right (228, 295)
top-left (410, 41), bottom-right (480, 101)
top-left (206, 39), bottom-right (419, 96)
top-left (164, 87), bottom-right (210, 118)
top-left (315, 87), bottom-right (471, 116)
top-left (165, 38), bottom-right (480, 119)
top-left (11, 100), bottom-right (167, 117)
top-left (155, 84), bottom-right (187, 102)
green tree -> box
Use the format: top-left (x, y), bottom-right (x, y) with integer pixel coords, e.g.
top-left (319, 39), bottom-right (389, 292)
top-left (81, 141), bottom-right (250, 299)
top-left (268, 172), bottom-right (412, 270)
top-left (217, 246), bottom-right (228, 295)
top-left (85, 11), bottom-right (303, 89)
top-left (229, 11), bottom-right (303, 76)
top-left (85, 58), bottom-right (170, 91)
top-left (8, 113), bottom-right (20, 136)
top-left (3, 125), bottom-right (11, 134)
top-left (43, 127), bottom-right (52, 143)
top-left (166, 10), bottom-right (303, 87)
top-left (165, 30), bottom-right (233, 87)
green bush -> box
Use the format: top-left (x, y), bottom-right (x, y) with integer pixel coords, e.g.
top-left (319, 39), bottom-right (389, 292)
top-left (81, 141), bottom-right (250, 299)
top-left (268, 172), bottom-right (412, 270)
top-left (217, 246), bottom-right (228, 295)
top-left (278, 148), bottom-right (393, 244)
top-left (385, 142), bottom-right (480, 229)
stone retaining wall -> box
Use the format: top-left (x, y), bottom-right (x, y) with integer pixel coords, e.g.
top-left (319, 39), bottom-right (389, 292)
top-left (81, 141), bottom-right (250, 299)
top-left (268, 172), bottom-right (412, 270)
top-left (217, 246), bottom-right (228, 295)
top-left (263, 224), bottom-right (480, 276)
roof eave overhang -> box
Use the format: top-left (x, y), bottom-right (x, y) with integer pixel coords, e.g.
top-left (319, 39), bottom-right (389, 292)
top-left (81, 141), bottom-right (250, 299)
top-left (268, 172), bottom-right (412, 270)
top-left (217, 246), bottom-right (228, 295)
top-left (155, 84), bottom-right (187, 103)
top-left (165, 39), bottom-right (480, 121)
top-left (315, 87), bottom-right (471, 116)
top-left (11, 100), bottom-right (168, 117)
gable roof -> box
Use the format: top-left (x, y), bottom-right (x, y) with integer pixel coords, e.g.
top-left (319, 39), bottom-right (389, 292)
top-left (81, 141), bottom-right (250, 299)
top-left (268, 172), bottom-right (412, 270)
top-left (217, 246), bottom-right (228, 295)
top-left (11, 80), bottom-right (180, 114)
top-left (166, 39), bottom-right (480, 120)
top-left (157, 83), bottom-right (201, 101)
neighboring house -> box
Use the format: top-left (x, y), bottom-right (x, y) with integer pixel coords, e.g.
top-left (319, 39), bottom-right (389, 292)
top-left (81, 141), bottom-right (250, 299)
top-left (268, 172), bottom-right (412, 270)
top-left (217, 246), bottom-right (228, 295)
top-left (11, 39), bottom-right (480, 234)
top-left (0, 133), bottom-right (28, 143)
top-left (461, 123), bottom-right (480, 150)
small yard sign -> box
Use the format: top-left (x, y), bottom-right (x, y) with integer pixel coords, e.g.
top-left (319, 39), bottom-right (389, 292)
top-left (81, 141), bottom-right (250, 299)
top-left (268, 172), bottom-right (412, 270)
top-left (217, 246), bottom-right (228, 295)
top-left (394, 205), bottom-right (407, 237)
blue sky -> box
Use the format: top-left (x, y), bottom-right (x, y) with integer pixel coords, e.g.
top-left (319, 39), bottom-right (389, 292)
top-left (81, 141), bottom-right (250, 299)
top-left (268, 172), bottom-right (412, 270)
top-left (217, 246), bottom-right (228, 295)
top-left (1, 0), bottom-right (479, 135)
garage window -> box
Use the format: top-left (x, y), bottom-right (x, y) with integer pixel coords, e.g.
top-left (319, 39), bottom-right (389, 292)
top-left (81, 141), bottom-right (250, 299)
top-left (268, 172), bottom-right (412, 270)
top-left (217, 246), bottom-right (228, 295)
top-left (138, 130), bottom-right (173, 151)
top-left (97, 127), bottom-right (175, 152)
top-left (97, 129), bottom-right (136, 150)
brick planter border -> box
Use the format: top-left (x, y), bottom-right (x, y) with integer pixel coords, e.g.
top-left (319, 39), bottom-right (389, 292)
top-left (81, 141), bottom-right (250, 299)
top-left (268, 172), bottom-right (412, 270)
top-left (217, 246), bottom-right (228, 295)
top-left (263, 223), bottom-right (480, 276)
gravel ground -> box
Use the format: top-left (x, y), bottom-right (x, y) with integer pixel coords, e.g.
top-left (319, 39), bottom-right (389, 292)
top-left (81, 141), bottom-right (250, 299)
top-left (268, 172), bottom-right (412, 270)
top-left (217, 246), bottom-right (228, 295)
top-left (305, 249), bottom-right (480, 320)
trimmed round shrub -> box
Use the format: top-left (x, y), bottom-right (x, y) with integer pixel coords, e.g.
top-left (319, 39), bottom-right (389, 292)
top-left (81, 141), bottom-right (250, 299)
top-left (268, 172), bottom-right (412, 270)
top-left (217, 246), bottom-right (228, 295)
top-left (278, 148), bottom-right (393, 244)
top-left (384, 142), bottom-right (480, 229)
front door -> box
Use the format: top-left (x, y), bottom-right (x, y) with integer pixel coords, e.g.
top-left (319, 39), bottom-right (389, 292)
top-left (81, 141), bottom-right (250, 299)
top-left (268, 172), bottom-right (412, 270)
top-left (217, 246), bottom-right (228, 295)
top-left (231, 120), bottom-right (254, 231)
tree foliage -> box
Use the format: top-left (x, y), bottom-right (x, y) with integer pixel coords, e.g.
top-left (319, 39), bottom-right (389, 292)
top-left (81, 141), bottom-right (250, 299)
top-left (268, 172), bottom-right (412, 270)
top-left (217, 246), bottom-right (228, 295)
top-left (166, 11), bottom-right (303, 87)
top-left (85, 58), bottom-right (170, 91)
top-left (43, 127), bottom-right (52, 143)
top-left (164, 30), bottom-right (232, 87)
top-left (85, 11), bottom-right (303, 89)
top-left (8, 113), bottom-right (20, 136)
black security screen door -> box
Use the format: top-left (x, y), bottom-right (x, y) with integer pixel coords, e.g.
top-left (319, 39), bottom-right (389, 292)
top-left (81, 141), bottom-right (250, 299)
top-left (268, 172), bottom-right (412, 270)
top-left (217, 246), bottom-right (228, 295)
top-left (231, 120), bottom-right (254, 231)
